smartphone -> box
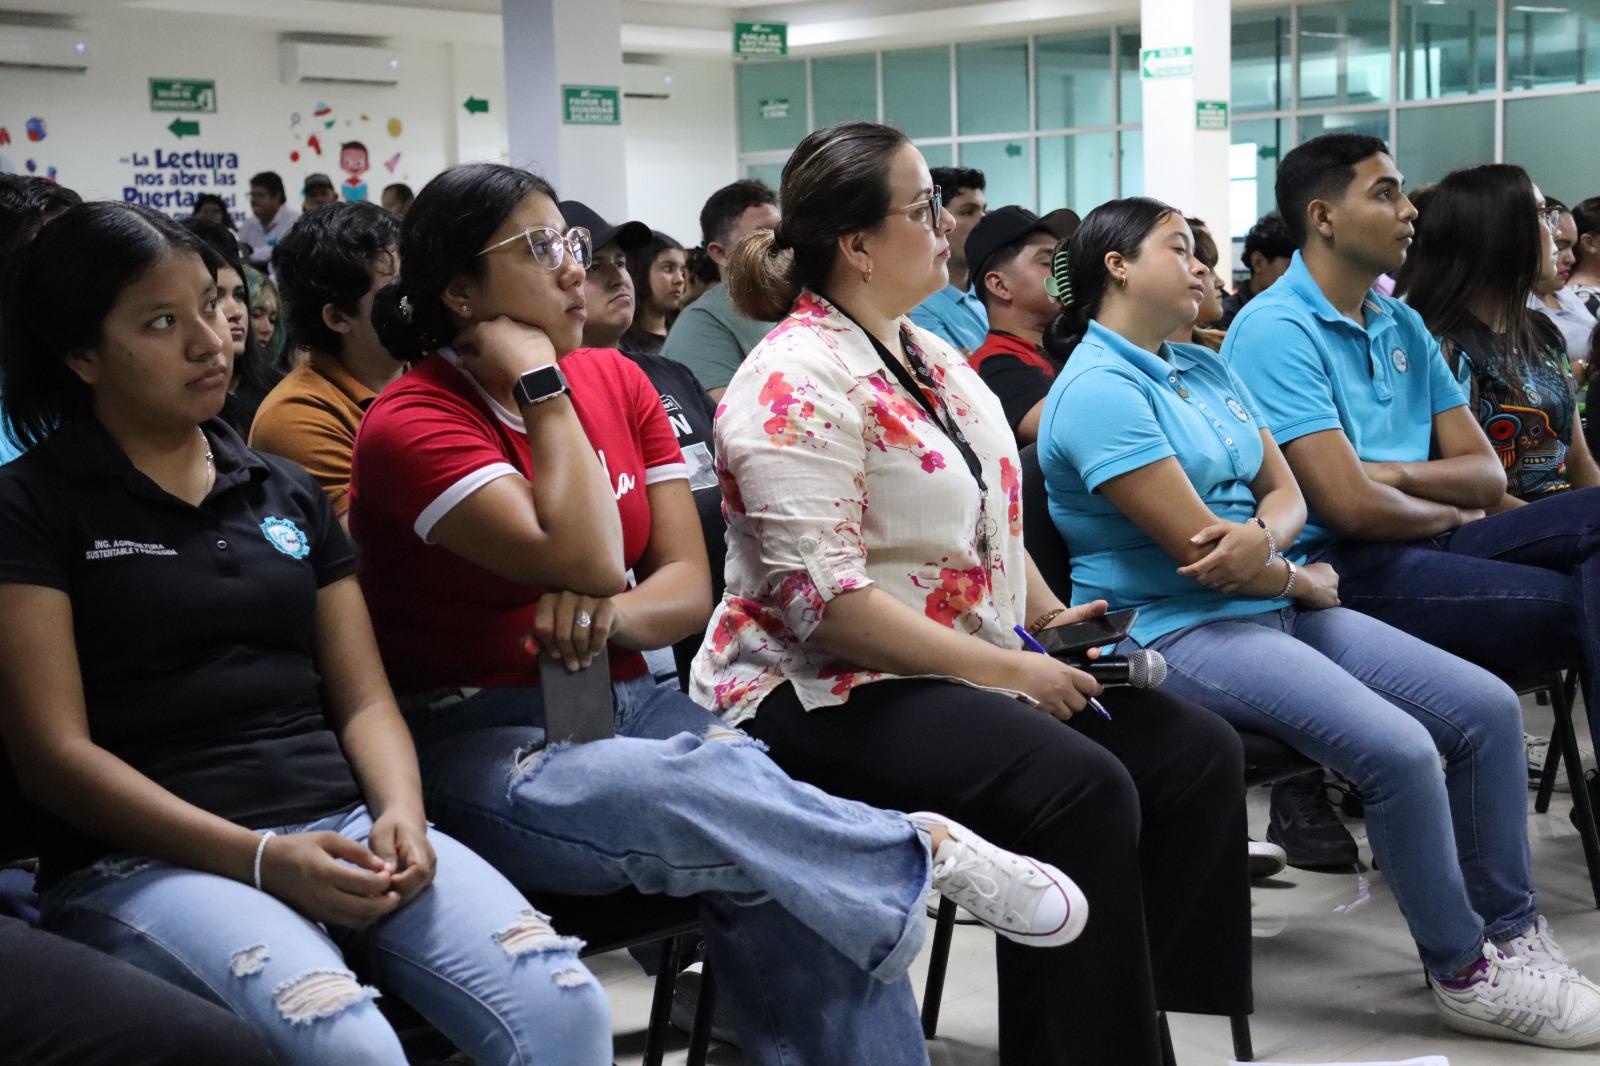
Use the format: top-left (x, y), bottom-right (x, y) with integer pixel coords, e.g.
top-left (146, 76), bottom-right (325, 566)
top-left (540, 649), bottom-right (616, 744)
top-left (1032, 608), bottom-right (1139, 659)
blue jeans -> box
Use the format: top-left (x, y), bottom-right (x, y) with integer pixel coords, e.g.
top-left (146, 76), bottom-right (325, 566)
top-left (404, 674), bottom-right (933, 1066)
top-left (1143, 605), bottom-right (1534, 977)
top-left (40, 805), bottom-right (612, 1066)
top-left (1319, 485), bottom-right (1600, 739)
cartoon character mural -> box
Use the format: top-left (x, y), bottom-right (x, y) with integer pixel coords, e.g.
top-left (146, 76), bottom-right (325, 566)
top-left (339, 140), bottom-right (369, 202)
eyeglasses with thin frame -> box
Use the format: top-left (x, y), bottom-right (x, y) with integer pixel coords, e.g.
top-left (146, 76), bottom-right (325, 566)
top-left (887, 185), bottom-right (944, 231)
top-left (1538, 206), bottom-right (1565, 233)
top-left (478, 225), bottom-right (593, 271)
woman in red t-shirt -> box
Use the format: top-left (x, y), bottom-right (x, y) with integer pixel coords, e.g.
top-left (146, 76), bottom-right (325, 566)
top-left (349, 163), bottom-right (1087, 1065)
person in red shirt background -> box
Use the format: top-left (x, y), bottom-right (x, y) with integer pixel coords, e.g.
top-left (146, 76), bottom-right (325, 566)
top-left (350, 162), bottom-right (1093, 1065)
top-left (967, 207), bottom-right (1077, 444)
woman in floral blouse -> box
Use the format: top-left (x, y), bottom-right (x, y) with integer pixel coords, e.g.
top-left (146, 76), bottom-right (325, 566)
top-left (693, 121), bottom-right (1251, 1065)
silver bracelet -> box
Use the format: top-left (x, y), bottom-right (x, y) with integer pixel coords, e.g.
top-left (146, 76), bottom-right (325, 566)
top-left (1249, 516), bottom-right (1276, 566)
top-left (1277, 555), bottom-right (1297, 598)
top-left (253, 830), bottom-right (275, 891)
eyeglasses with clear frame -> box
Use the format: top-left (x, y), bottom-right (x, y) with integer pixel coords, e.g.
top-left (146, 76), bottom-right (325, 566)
top-left (1538, 206), bottom-right (1565, 233)
top-left (887, 185), bottom-right (944, 231)
top-left (478, 226), bottom-right (593, 271)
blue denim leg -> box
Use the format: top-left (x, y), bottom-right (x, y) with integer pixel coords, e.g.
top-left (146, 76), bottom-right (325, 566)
top-left (40, 805), bottom-right (611, 1066)
top-left (405, 677), bottom-right (934, 1066)
top-left (1148, 607), bottom-right (1534, 977)
top-left (406, 677), bottom-right (928, 981)
top-left (1323, 487), bottom-right (1600, 737)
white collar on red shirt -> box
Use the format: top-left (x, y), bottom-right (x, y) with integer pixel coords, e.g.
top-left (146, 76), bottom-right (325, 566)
top-left (437, 346), bottom-right (527, 433)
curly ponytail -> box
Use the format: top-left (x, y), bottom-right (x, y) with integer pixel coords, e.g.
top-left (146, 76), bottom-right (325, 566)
top-left (727, 228), bottom-right (800, 322)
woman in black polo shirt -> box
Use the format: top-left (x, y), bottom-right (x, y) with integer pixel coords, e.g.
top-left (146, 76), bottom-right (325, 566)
top-left (0, 203), bottom-right (614, 1065)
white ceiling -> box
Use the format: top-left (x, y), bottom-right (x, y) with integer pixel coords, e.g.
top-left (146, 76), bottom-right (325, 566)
top-left (3, 0), bottom-right (1153, 55)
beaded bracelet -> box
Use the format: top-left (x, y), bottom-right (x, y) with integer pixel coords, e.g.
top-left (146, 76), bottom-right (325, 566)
top-left (1248, 516), bottom-right (1277, 567)
top-left (1028, 608), bottom-right (1066, 634)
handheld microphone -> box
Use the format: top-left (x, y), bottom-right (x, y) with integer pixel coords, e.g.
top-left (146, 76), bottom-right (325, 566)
top-left (1074, 649), bottom-right (1167, 689)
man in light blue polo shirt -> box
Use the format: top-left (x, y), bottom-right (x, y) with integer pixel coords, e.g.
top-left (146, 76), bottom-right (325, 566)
top-left (1227, 132), bottom-right (1600, 784)
top-left (909, 166), bottom-right (989, 353)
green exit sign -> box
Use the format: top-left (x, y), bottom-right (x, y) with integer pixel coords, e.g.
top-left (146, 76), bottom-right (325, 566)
top-left (734, 21), bottom-right (787, 58)
top-left (1140, 46), bottom-right (1194, 79)
top-left (562, 85), bottom-right (620, 126)
top-left (149, 78), bottom-right (216, 114)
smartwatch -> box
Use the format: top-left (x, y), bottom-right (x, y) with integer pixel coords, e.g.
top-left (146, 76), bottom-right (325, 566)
top-left (511, 364), bottom-right (570, 409)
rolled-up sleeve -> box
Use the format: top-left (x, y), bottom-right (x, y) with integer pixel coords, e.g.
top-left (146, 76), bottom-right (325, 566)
top-left (716, 353), bottom-right (872, 640)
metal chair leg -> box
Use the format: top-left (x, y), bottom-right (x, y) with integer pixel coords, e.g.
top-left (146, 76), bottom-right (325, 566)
top-left (643, 936), bottom-right (683, 1066)
top-left (1231, 1013), bottom-right (1255, 1061)
top-left (686, 958), bottom-right (716, 1066)
top-left (921, 897), bottom-right (958, 1039)
top-left (1536, 692), bottom-right (1563, 814)
top-left (1551, 674), bottom-right (1600, 909)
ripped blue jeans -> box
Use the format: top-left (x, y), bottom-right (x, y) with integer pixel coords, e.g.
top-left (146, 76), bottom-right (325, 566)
top-left (405, 673), bottom-right (935, 1066)
top-left (40, 805), bottom-right (613, 1066)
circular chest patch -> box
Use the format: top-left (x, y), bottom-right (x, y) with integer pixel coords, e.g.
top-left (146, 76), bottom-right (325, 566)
top-left (1226, 397), bottom-right (1251, 423)
top-left (1391, 347), bottom-right (1409, 373)
top-left (261, 516), bottom-right (312, 559)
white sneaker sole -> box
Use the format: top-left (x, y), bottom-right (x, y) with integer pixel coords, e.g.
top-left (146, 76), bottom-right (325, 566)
top-left (1436, 1001), bottom-right (1600, 1049)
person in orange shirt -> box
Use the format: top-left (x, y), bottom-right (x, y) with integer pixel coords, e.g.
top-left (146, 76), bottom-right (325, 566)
top-left (251, 202), bottom-right (401, 526)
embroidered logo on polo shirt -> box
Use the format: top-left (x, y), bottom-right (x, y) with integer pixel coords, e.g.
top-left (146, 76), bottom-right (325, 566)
top-left (1226, 398), bottom-right (1251, 423)
top-left (1391, 347), bottom-right (1409, 373)
top-left (260, 516), bottom-right (311, 559)
top-left (84, 538), bottom-right (177, 560)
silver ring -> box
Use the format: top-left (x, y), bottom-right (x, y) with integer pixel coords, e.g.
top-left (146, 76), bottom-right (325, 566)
top-left (574, 610), bottom-right (592, 629)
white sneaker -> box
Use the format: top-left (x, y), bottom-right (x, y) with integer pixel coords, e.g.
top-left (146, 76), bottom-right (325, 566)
top-left (1432, 943), bottom-right (1600, 1049)
top-left (1503, 916), bottom-right (1583, 979)
top-left (912, 812), bottom-right (1087, 949)
top-left (1248, 838), bottom-right (1288, 880)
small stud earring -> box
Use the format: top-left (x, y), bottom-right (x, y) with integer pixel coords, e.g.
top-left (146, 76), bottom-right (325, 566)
top-left (862, 265), bottom-right (873, 284)
top-left (460, 304), bottom-right (470, 313)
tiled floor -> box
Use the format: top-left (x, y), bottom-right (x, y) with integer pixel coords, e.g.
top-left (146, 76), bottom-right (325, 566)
top-left (603, 693), bottom-right (1599, 1065)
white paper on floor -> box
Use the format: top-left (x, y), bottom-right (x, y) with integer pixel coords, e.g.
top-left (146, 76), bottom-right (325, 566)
top-left (1231, 1058), bottom-right (1448, 1066)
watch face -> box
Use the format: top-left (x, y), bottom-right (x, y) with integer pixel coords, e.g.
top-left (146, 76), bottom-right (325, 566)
top-left (515, 365), bottom-right (567, 405)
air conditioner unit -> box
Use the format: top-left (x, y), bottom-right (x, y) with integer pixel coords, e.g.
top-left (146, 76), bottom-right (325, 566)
top-left (0, 26), bottom-right (92, 71)
top-left (623, 61), bottom-right (676, 100)
top-left (279, 41), bottom-right (401, 86)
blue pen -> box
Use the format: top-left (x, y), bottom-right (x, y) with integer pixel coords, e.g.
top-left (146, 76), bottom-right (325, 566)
top-left (1013, 624), bottom-right (1112, 720)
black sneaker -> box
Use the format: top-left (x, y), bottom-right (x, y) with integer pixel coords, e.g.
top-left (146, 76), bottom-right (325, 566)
top-left (1267, 770), bottom-right (1360, 869)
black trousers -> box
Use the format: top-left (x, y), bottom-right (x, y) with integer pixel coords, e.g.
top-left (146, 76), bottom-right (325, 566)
top-left (746, 678), bottom-right (1252, 1066)
top-left (0, 915), bottom-right (274, 1066)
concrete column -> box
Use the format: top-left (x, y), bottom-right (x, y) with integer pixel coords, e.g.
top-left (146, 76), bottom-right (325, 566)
top-left (502, 0), bottom-right (628, 216)
top-left (1140, 0), bottom-right (1233, 238)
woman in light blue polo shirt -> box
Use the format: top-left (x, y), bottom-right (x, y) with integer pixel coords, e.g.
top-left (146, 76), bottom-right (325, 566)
top-left (1037, 198), bottom-right (1600, 1051)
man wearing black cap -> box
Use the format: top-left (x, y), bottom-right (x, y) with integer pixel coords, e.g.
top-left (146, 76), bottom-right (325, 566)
top-left (302, 172), bottom-right (338, 213)
top-left (564, 200), bottom-right (720, 496)
top-left (966, 206), bottom-right (1077, 444)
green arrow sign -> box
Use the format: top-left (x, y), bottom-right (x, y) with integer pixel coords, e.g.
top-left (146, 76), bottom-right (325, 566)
top-left (167, 117), bottom-right (200, 139)
top-left (463, 96), bottom-right (490, 114)
top-left (1140, 46), bottom-right (1194, 79)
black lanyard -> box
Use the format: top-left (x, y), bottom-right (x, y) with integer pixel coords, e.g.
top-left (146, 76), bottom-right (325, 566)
top-left (836, 308), bottom-right (987, 494)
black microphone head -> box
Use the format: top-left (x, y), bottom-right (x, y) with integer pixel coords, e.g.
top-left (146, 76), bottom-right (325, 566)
top-left (1128, 649), bottom-right (1168, 688)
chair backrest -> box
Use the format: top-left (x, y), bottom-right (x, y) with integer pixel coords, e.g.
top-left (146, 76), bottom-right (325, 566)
top-left (1017, 442), bottom-right (1074, 604)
